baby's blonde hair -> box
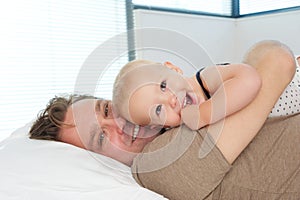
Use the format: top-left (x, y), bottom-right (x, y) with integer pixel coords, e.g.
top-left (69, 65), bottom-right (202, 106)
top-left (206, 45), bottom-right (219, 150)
top-left (112, 59), bottom-right (157, 122)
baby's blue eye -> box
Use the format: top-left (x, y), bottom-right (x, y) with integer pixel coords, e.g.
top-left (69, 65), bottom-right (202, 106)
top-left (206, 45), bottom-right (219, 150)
top-left (160, 80), bottom-right (167, 92)
top-left (156, 105), bottom-right (162, 116)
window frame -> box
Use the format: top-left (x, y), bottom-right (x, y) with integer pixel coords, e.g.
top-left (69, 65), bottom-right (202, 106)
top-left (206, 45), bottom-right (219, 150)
top-left (130, 0), bottom-right (300, 18)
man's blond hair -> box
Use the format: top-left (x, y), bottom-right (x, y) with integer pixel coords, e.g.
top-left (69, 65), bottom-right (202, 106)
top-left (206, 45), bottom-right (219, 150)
top-left (112, 59), bottom-right (157, 121)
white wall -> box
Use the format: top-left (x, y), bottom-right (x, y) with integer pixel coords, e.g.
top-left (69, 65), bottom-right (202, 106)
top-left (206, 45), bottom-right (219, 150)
top-left (134, 9), bottom-right (300, 65)
top-left (134, 9), bottom-right (236, 75)
top-left (235, 10), bottom-right (300, 61)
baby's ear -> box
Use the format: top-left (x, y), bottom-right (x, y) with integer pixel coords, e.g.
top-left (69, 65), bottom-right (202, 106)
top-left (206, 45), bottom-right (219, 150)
top-left (164, 61), bottom-right (183, 74)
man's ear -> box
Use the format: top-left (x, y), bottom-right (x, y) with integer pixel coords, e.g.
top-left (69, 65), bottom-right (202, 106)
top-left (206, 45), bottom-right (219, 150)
top-left (164, 61), bottom-right (183, 74)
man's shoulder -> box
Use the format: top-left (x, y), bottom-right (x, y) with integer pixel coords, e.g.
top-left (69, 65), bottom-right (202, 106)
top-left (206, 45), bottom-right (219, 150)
top-left (132, 125), bottom-right (231, 200)
top-left (144, 125), bottom-right (199, 152)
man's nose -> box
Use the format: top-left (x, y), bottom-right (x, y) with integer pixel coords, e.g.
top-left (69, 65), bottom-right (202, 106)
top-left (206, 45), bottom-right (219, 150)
top-left (101, 118), bottom-right (123, 134)
top-left (111, 117), bottom-right (124, 132)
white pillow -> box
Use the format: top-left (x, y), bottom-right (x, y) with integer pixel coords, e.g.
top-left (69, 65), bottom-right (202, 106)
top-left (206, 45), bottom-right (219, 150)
top-left (0, 123), bottom-right (167, 200)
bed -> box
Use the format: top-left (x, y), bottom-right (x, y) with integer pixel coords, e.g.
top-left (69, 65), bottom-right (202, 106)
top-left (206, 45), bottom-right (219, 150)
top-left (0, 122), bottom-right (167, 200)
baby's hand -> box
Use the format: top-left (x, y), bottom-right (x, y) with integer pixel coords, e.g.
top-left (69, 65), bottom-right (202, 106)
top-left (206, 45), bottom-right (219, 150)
top-left (181, 104), bottom-right (201, 130)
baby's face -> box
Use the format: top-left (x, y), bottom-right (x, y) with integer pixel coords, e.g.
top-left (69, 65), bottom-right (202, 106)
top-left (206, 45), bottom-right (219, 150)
top-left (127, 64), bottom-right (197, 127)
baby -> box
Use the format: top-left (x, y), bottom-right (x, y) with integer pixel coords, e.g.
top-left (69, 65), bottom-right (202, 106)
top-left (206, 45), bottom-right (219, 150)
top-left (112, 59), bottom-right (262, 132)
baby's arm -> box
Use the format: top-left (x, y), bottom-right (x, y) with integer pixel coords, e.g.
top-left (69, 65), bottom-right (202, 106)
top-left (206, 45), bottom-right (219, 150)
top-left (182, 63), bottom-right (262, 130)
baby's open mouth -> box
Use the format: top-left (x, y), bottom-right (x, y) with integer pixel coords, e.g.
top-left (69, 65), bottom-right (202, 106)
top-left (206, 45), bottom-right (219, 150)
top-left (182, 93), bottom-right (193, 108)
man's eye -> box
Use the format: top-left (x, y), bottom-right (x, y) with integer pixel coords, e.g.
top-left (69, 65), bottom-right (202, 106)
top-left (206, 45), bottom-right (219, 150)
top-left (156, 105), bottom-right (162, 116)
top-left (98, 132), bottom-right (105, 147)
top-left (160, 80), bottom-right (167, 92)
top-left (104, 102), bottom-right (109, 117)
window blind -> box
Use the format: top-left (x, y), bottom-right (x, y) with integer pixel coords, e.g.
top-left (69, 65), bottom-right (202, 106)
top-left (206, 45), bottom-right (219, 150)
top-left (132, 0), bottom-right (232, 16)
top-left (0, 0), bottom-right (128, 141)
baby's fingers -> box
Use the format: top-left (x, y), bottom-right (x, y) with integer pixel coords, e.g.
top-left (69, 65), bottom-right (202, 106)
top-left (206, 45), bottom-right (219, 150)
top-left (181, 105), bottom-right (201, 130)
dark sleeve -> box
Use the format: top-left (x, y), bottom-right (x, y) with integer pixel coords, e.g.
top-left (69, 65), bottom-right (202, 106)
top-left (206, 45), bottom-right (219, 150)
top-left (196, 68), bottom-right (211, 99)
top-left (132, 125), bottom-right (231, 200)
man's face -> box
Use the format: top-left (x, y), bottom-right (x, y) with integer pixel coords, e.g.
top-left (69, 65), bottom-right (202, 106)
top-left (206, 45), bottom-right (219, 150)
top-left (59, 99), bottom-right (158, 161)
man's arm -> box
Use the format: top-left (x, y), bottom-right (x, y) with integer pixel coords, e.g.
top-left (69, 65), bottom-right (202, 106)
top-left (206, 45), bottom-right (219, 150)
top-left (214, 40), bottom-right (296, 164)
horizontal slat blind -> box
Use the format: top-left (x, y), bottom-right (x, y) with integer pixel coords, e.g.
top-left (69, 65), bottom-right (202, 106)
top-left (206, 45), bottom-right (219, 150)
top-left (0, 0), bottom-right (128, 141)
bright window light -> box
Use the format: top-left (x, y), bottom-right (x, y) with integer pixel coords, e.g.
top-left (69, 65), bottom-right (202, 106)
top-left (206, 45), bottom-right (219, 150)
top-left (0, 0), bottom-right (128, 141)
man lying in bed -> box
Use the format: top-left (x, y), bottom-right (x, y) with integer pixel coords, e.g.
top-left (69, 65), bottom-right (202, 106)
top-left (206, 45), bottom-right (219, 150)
top-left (26, 40), bottom-right (299, 199)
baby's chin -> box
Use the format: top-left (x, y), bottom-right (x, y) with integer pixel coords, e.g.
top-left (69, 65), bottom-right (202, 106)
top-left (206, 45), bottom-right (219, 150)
top-left (164, 118), bottom-right (182, 128)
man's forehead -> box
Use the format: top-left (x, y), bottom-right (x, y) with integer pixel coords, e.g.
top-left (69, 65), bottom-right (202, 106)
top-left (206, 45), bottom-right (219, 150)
top-left (66, 99), bottom-right (98, 123)
top-left (64, 99), bottom-right (101, 147)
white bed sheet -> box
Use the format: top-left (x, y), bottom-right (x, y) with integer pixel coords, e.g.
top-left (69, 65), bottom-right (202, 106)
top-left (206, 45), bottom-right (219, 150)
top-left (0, 123), bottom-right (167, 200)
